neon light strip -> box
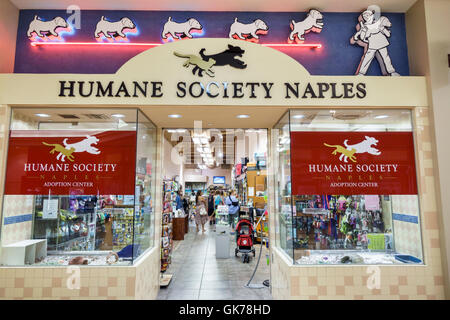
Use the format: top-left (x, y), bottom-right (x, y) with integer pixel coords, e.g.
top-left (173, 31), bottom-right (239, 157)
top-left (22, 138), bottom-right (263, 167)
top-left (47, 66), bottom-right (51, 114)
top-left (262, 43), bottom-right (322, 48)
top-left (30, 42), bottom-right (161, 47)
top-left (30, 42), bottom-right (322, 48)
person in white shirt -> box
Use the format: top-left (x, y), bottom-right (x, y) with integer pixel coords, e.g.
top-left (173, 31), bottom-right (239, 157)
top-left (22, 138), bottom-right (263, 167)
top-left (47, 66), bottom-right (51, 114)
top-left (225, 190), bottom-right (240, 234)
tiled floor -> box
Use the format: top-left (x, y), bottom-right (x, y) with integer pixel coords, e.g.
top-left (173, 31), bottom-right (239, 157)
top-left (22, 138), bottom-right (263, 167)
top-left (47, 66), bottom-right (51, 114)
top-left (157, 221), bottom-right (272, 300)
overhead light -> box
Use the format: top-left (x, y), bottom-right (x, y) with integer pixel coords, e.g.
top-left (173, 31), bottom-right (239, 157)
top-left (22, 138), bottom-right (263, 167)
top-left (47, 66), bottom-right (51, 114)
top-left (176, 129), bottom-right (186, 133)
top-left (375, 115), bottom-right (389, 119)
top-left (167, 129), bottom-right (177, 133)
top-left (293, 114), bottom-right (304, 119)
top-left (168, 114), bottom-right (182, 118)
top-left (111, 114), bottom-right (125, 118)
top-left (35, 113), bottom-right (50, 118)
top-left (236, 114), bottom-right (250, 119)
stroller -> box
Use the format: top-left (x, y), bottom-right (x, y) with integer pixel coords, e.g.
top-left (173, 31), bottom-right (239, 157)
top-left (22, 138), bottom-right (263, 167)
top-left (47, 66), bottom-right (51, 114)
top-left (234, 219), bottom-right (256, 263)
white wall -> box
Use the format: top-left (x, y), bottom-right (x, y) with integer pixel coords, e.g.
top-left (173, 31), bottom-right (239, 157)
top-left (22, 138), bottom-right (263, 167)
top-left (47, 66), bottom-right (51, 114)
top-left (235, 130), bottom-right (268, 164)
top-left (0, 0), bottom-right (19, 73)
top-left (183, 167), bottom-right (232, 187)
top-left (162, 136), bottom-right (181, 180)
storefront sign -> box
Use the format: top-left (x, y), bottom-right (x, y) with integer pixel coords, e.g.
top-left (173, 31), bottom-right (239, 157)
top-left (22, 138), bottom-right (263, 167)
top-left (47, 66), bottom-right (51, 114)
top-left (58, 79), bottom-right (367, 100)
top-left (290, 131), bottom-right (418, 195)
top-left (4, 130), bottom-right (136, 195)
top-left (0, 38), bottom-right (427, 107)
top-left (56, 43), bottom-right (366, 100)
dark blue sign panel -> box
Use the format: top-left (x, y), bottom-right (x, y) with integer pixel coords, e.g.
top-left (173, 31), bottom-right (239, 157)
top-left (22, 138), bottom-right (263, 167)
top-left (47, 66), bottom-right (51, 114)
top-left (14, 10), bottom-right (409, 76)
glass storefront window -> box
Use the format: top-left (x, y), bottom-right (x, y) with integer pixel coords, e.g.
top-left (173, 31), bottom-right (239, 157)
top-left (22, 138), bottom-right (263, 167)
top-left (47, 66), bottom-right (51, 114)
top-left (273, 109), bottom-right (424, 265)
top-left (133, 110), bottom-right (157, 257)
top-left (273, 112), bottom-right (293, 259)
top-left (0, 108), bottom-right (156, 266)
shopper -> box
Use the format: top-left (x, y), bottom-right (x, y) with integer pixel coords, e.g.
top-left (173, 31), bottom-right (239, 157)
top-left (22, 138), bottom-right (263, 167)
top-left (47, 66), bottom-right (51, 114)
top-left (207, 191), bottom-right (215, 225)
top-left (175, 190), bottom-right (183, 211)
top-left (225, 190), bottom-right (240, 234)
top-left (195, 190), bottom-right (208, 233)
top-left (182, 195), bottom-right (189, 216)
top-left (213, 190), bottom-right (224, 225)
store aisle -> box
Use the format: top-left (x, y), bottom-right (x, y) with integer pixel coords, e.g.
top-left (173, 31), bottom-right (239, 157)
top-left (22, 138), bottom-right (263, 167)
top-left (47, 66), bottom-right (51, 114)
top-left (157, 222), bottom-right (272, 300)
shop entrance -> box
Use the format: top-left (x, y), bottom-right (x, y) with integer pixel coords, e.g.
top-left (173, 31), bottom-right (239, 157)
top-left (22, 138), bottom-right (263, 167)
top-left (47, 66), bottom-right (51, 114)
top-left (156, 116), bottom-right (273, 300)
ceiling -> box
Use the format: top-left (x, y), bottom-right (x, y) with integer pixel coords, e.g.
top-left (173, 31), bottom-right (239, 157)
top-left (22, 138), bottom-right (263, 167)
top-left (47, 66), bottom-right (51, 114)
top-left (289, 109), bottom-right (413, 131)
top-left (140, 105), bottom-right (288, 129)
top-left (9, 0), bottom-right (418, 12)
top-left (13, 105), bottom-right (412, 129)
top-left (11, 105), bottom-right (289, 128)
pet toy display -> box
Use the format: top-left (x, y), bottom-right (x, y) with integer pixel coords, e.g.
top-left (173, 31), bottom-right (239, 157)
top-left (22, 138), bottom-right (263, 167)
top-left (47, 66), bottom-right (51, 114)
top-left (293, 194), bottom-right (387, 251)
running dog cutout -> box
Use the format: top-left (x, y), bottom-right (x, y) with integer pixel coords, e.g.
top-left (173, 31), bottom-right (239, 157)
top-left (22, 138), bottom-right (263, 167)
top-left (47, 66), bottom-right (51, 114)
top-left (42, 142), bottom-right (76, 162)
top-left (324, 143), bottom-right (357, 163)
top-left (173, 52), bottom-right (216, 77)
top-left (350, 9), bottom-right (400, 76)
top-left (42, 135), bottom-right (101, 162)
top-left (27, 15), bottom-right (70, 41)
top-left (174, 45), bottom-right (247, 77)
top-left (162, 17), bottom-right (203, 41)
top-left (324, 136), bottom-right (381, 163)
top-left (229, 18), bottom-right (269, 43)
top-left (63, 135), bottom-right (101, 155)
top-left (289, 9), bottom-right (324, 43)
top-left (94, 16), bottom-right (137, 41)
top-left (199, 45), bottom-right (247, 69)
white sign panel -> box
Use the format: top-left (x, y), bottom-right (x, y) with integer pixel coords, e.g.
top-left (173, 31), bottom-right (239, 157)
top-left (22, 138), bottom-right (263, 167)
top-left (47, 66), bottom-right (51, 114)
top-left (43, 199), bottom-right (59, 219)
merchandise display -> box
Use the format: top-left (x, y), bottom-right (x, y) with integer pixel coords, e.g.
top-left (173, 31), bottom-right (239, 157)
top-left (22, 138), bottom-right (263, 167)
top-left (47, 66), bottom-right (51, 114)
top-left (160, 179), bottom-right (178, 273)
top-left (286, 194), bottom-right (417, 264)
top-left (185, 182), bottom-right (206, 195)
top-left (106, 207), bottom-right (135, 251)
top-left (34, 195), bottom-right (97, 252)
top-left (292, 195), bottom-right (391, 252)
top-left (216, 205), bottom-right (229, 226)
top-left (29, 192), bottom-right (152, 266)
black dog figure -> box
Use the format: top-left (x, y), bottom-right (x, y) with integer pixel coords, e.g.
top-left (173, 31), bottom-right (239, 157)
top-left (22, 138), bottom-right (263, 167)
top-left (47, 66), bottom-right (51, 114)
top-left (199, 45), bottom-right (247, 69)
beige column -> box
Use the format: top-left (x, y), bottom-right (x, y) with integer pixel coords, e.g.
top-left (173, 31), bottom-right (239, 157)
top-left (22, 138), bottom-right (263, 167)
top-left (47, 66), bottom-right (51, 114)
top-left (406, 0), bottom-right (450, 298)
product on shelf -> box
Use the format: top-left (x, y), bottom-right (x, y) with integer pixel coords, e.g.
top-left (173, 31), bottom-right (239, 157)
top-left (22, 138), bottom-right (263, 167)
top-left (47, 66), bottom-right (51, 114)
top-left (161, 178), bottom-right (179, 273)
top-left (291, 194), bottom-right (390, 252)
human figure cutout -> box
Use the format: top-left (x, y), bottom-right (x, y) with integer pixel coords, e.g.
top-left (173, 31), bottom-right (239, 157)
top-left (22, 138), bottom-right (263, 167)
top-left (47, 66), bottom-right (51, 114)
top-left (350, 10), bottom-right (400, 76)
